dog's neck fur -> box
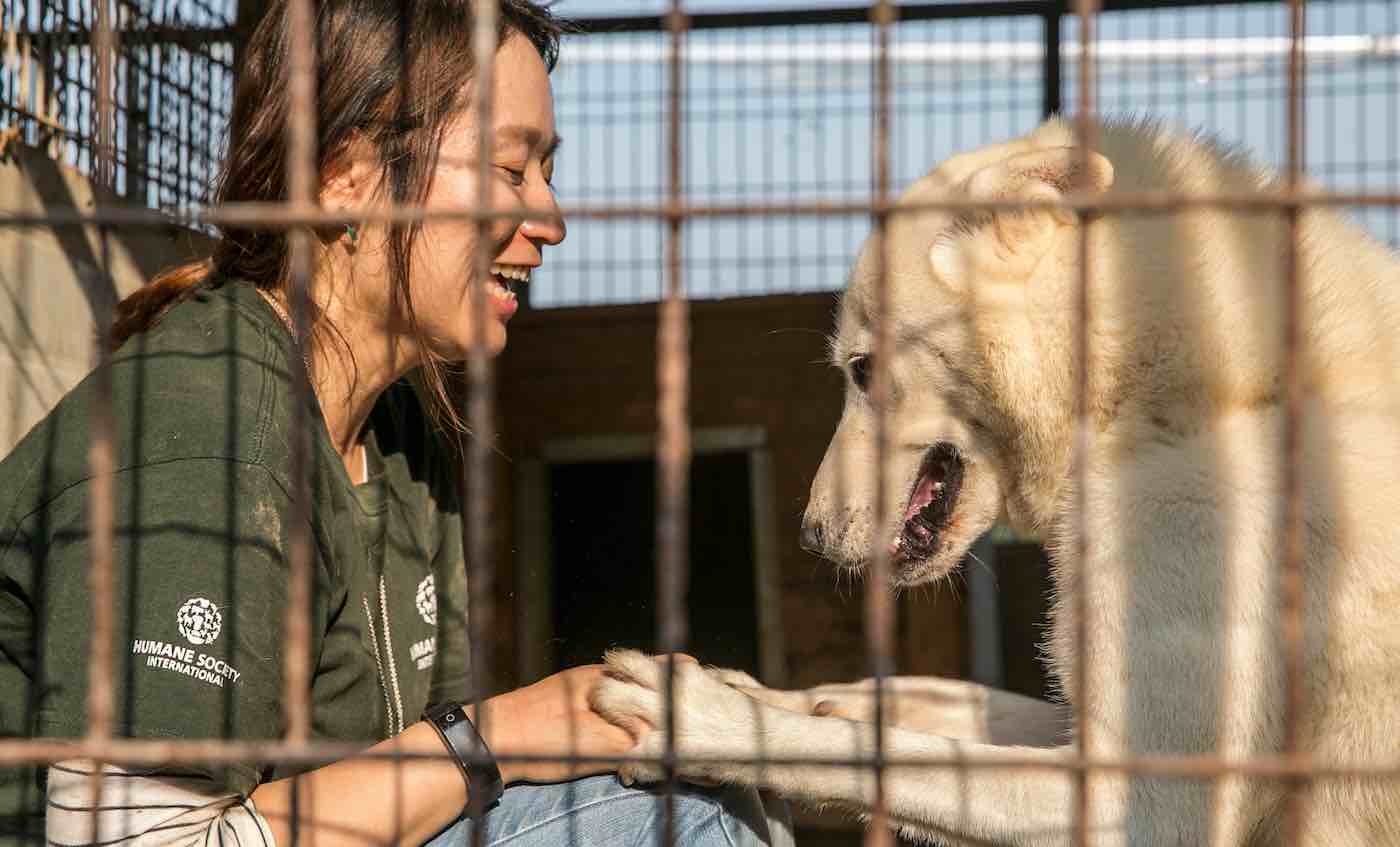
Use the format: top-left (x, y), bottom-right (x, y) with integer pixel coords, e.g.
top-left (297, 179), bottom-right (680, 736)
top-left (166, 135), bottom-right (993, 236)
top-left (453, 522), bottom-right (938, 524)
top-left (971, 119), bottom-right (1400, 535)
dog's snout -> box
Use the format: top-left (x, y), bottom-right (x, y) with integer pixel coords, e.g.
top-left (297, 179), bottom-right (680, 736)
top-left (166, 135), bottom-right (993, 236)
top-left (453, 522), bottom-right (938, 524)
top-left (800, 520), bottom-right (824, 554)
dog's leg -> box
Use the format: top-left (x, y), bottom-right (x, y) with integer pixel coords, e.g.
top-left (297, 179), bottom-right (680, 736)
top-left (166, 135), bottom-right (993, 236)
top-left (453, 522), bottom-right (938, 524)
top-left (710, 672), bottom-right (1067, 747)
top-left (594, 650), bottom-right (1121, 846)
top-left (799, 678), bottom-right (1067, 747)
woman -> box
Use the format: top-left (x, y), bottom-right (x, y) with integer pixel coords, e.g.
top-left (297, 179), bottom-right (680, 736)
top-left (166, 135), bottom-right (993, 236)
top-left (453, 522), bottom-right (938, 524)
top-left (0, 1), bottom-right (788, 845)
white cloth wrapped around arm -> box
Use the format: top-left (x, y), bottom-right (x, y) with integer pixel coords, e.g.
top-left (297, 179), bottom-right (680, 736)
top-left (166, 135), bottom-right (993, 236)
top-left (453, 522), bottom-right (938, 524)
top-left (45, 761), bottom-right (275, 847)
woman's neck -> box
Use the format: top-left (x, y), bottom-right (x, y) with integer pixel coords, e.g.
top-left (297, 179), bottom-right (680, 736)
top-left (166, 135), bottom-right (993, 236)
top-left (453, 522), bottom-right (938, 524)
top-left (263, 285), bottom-right (416, 479)
top-left (315, 310), bottom-right (414, 463)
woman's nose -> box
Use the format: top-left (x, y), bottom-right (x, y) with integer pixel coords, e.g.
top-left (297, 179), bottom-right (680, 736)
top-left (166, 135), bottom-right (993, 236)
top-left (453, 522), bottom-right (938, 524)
top-left (520, 191), bottom-right (565, 246)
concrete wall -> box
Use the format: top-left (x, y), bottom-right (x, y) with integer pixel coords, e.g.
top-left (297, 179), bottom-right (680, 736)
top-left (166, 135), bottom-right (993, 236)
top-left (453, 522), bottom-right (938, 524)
top-left (0, 136), bottom-right (212, 456)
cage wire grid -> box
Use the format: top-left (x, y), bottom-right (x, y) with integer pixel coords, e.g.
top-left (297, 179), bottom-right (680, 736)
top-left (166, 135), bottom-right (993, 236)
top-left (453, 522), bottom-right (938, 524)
top-left (1, 0), bottom-right (1399, 845)
top-left (2, 0), bottom-right (236, 211)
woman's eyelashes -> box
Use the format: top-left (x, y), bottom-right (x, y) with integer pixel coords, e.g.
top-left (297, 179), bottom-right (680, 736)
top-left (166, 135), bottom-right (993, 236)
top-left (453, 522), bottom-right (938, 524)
top-left (496, 162), bottom-right (558, 195)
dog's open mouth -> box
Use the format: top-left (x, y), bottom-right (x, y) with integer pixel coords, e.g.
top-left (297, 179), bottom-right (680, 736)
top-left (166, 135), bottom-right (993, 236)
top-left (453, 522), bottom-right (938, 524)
top-left (893, 442), bottom-right (964, 562)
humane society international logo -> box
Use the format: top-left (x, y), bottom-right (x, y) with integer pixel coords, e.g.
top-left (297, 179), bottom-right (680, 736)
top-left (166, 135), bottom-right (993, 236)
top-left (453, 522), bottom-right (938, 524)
top-left (129, 596), bottom-right (243, 688)
top-left (415, 575), bottom-right (436, 626)
top-left (176, 596), bottom-right (223, 645)
top-left (410, 574), bottom-right (437, 670)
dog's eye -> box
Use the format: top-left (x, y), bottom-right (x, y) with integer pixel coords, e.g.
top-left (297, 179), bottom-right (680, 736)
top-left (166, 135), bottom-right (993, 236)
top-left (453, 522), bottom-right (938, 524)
top-left (848, 355), bottom-right (872, 392)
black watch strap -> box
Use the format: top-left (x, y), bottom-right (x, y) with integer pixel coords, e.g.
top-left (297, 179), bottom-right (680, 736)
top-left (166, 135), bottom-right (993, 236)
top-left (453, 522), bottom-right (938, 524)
top-left (422, 702), bottom-right (505, 819)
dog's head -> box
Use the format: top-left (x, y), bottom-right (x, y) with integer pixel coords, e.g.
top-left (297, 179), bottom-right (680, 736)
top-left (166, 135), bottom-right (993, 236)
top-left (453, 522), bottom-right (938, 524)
top-left (803, 125), bottom-right (1114, 587)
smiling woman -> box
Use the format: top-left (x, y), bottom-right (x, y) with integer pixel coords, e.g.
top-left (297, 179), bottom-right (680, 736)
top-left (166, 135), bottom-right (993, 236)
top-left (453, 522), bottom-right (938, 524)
top-left (0, 1), bottom-right (788, 846)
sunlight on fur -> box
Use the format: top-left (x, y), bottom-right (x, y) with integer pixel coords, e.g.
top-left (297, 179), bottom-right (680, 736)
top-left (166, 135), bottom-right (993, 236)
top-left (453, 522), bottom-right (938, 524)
top-left (592, 117), bottom-right (1400, 846)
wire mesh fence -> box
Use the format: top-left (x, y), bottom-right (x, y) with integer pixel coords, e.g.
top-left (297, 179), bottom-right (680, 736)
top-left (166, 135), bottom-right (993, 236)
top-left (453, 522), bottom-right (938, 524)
top-left (2, 0), bottom-right (1399, 845)
top-left (2, 0), bottom-right (236, 212)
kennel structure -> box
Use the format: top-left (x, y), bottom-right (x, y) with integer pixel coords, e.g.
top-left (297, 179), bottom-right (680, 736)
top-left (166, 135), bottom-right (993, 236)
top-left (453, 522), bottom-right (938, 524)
top-left (2, 0), bottom-right (1398, 844)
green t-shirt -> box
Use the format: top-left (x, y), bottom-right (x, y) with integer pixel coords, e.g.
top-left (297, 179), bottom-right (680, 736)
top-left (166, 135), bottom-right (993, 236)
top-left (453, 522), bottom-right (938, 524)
top-left (0, 280), bottom-right (473, 840)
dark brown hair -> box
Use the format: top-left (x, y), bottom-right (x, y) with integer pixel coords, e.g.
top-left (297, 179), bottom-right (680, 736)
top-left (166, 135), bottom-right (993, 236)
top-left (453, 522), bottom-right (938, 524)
top-left (111, 0), bottom-right (564, 433)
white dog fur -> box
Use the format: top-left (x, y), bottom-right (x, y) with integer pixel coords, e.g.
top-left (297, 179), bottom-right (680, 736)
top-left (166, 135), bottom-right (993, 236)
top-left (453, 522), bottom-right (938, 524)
top-left (591, 117), bottom-right (1400, 846)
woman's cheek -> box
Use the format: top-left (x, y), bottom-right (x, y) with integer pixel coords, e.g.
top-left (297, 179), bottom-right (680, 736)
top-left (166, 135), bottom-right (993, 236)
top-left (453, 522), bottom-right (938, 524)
top-left (489, 183), bottom-right (527, 250)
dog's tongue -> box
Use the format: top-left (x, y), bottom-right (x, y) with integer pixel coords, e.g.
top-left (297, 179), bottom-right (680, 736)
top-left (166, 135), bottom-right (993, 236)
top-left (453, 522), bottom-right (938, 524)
top-left (903, 473), bottom-right (942, 524)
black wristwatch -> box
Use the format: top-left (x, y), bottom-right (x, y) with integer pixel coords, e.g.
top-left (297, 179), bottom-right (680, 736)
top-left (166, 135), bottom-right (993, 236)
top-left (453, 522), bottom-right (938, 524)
top-left (422, 701), bottom-right (505, 819)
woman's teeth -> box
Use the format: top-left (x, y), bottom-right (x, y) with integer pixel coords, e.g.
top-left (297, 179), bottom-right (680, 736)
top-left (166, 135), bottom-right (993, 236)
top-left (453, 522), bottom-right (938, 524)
top-left (486, 276), bottom-right (516, 302)
top-left (490, 263), bottom-right (531, 284)
top-left (486, 263), bottom-right (531, 303)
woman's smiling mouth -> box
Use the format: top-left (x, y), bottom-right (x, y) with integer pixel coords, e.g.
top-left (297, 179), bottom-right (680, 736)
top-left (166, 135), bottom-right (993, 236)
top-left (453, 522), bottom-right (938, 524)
top-left (486, 262), bottom-right (532, 319)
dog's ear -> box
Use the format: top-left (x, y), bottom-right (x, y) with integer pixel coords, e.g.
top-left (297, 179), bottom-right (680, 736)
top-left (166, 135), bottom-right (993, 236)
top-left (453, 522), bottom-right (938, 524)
top-left (931, 146), bottom-right (1114, 286)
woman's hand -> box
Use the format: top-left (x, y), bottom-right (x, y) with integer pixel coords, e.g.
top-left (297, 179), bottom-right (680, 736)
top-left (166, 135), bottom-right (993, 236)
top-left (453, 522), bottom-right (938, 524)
top-left (475, 665), bottom-right (643, 784)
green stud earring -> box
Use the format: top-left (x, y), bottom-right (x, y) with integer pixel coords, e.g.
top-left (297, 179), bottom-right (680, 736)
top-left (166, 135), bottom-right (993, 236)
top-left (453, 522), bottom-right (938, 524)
top-left (345, 223), bottom-right (359, 244)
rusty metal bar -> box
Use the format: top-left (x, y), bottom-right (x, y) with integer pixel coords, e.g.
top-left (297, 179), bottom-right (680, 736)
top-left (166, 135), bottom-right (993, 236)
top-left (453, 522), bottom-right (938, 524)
top-left (1071, 1), bottom-right (1100, 845)
top-left (279, 0), bottom-right (319, 838)
top-left (282, 0), bottom-right (317, 801)
top-left (571, 0), bottom-right (1286, 34)
top-left (1281, 0), bottom-right (1308, 843)
top-left (3, 736), bottom-right (1400, 779)
top-left (84, 0), bottom-right (117, 842)
top-left (863, 0), bottom-right (897, 844)
top-left (0, 101), bottom-right (79, 142)
top-left (1, 189), bottom-right (1394, 231)
top-left (4, 0), bottom-right (1286, 49)
top-left (465, 3), bottom-right (500, 846)
top-left (4, 24), bottom-right (239, 56)
top-left (657, 0), bottom-right (691, 843)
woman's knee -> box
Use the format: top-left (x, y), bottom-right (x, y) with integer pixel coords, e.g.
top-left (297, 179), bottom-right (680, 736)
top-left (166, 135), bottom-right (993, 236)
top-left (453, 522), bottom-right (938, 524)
top-left (674, 784), bottom-right (787, 847)
top-left (432, 777), bottom-right (787, 847)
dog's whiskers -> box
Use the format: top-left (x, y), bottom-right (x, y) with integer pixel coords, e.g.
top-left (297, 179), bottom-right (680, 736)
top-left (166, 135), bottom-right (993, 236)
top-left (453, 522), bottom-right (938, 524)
top-left (966, 550), bottom-right (998, 587)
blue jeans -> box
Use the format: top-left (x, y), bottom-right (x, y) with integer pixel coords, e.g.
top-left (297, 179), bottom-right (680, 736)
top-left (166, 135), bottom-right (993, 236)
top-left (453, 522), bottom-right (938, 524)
top-left (423, 775), bottom-right (792, 847)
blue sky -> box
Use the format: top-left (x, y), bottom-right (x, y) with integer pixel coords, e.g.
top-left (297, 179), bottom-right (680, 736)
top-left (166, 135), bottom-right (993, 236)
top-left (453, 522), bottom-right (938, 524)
top-left (533, 0), bottom-right (1398, 306)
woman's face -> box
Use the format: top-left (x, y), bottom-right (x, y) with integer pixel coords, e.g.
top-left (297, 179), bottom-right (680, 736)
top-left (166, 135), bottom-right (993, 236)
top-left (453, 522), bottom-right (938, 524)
top-left (398, 33), bottom-right (565, 360)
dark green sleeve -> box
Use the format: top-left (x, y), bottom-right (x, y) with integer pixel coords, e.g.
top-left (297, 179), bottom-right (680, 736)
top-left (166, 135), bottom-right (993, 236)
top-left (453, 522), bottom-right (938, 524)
top-left (428, 498), bottom-right (473, 706)
top-left (26, 458), bottom-right (326, 796)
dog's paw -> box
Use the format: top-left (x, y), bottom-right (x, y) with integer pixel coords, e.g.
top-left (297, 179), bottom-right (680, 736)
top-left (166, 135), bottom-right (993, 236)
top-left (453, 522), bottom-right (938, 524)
top-left (594, 648), bottom-right (754, 735)
top-left (592, 649), bottom-right (777, 786)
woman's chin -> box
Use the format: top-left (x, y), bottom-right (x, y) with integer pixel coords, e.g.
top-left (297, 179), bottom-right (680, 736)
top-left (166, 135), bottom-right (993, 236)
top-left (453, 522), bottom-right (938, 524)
top-left (443, 326), bottom-right (508, 362)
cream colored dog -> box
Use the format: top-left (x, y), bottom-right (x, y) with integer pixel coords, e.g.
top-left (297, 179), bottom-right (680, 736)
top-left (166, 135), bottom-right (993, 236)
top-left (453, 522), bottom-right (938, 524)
top-left (591, 117), bottom-right (1400, 845)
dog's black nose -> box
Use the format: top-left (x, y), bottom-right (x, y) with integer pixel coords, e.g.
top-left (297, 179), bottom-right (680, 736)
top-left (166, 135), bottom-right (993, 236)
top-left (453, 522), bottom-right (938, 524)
top-left (800, 520), bottom-right (824, 554)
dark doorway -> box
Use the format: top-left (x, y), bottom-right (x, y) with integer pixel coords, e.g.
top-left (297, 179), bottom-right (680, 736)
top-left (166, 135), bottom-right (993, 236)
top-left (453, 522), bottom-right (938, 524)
top-left (548, 451), bottom-right (759, 674)
top-left (993, 542), bottom-right (1055, 701)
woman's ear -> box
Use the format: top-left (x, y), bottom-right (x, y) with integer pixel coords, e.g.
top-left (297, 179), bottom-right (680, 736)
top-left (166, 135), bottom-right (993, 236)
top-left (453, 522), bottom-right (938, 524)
top-left (318, 135), bottom-right (380, 212)
top-left (317, 138), bottom-right (380, 248)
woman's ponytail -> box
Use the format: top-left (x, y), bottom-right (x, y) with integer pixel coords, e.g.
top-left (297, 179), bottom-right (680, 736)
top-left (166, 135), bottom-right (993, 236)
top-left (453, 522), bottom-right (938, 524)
top-left (109, 257), bottom-right (214, 350)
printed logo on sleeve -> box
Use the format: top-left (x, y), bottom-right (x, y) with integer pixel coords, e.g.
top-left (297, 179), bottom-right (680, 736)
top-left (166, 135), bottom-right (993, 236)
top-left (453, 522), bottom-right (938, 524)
top-left (415, 575), bottom-right (436, 626)
top-left (130, 597), bottom-right (243, 687)
top-left (410, 575), bottom-right (437, 671)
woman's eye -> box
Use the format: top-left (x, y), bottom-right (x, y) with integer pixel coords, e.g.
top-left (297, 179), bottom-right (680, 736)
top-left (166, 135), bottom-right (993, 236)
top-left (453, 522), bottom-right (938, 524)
top-left (849, 355), bottom-right (872, 392)
top-left (498, 166), bottom-right (526, 186)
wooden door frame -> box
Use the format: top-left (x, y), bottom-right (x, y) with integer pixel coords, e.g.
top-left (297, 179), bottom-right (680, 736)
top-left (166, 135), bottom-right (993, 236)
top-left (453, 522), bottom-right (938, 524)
top-left (513, 426), bottom-right (787, 686)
